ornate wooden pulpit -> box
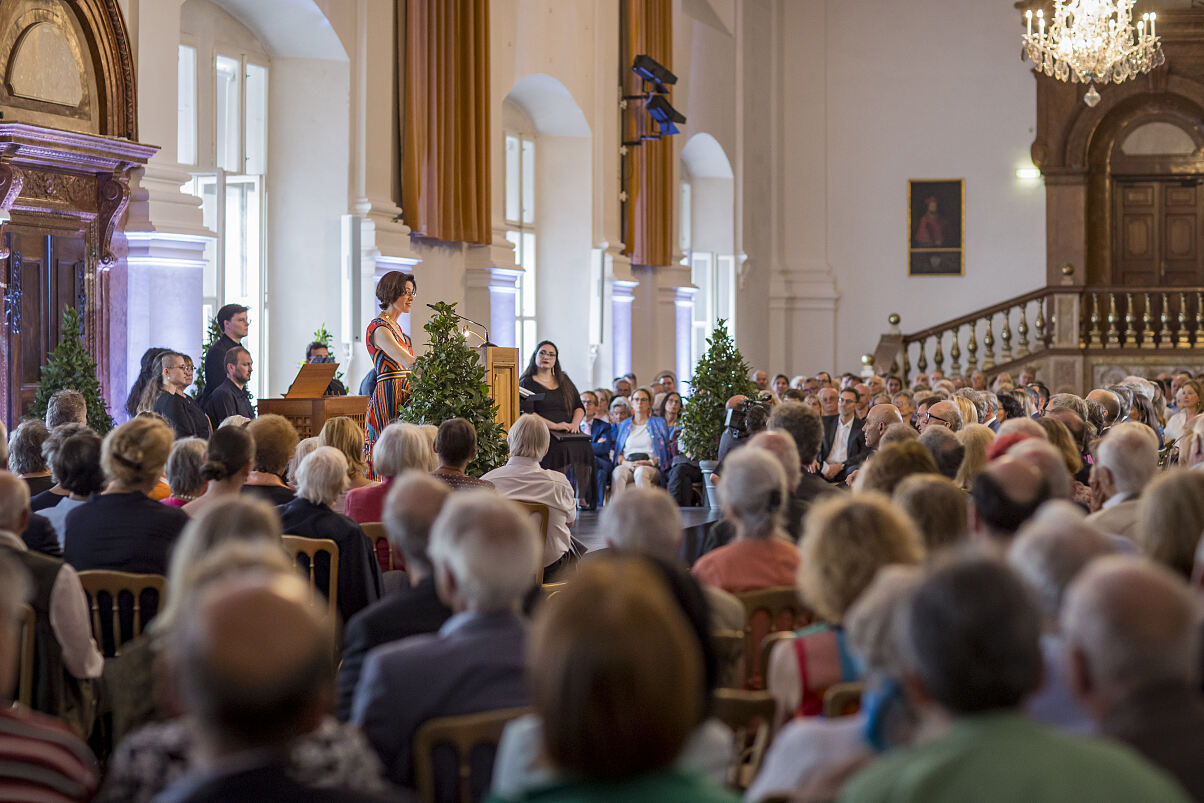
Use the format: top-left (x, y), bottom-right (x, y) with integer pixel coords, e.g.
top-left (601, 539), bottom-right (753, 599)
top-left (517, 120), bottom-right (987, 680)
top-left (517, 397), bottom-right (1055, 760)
top-left (482, 345), bottom-right (520, 432)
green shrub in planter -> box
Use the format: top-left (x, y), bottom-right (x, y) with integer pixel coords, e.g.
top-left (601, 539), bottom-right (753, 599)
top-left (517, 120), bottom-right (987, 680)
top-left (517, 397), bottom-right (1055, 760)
top-left (678, 320), bottom-right (755, 463)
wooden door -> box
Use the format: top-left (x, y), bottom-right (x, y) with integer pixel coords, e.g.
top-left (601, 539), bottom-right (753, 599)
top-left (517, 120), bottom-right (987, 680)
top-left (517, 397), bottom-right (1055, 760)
top-left (1114, 179), bottom-right (1204, 287)
top-left (3, 229), bottom-right (85, 424)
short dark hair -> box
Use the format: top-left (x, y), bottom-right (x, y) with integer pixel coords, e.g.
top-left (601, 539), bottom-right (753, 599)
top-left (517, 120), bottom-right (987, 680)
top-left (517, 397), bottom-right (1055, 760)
top-left (375, 271), bottom-right (416, 310)
top-left (216, 303), bottom-right (249, 327)
top-left (46, 390), bottom-right (87, 429)
top-left (902, 558), bottom-right (1042, 714)
top-left (996, 392), bottom-right (1023, 420)
top-left (970, 471), bottom-right (1049, 537)
top-left (305, 342), bottom-right (329, 360)
top-left (8, 420), bottom-right (48, 475)
top-left (224, 346), bottom-right (249, 368)
top-left (434, 418), bottom-right (478, 467)
top-left (54, 430), bottom-right (105, 496)
top-left (918, 427), bottom-right (965, 479)
top-left (767, 402), bottom-right (823, 465)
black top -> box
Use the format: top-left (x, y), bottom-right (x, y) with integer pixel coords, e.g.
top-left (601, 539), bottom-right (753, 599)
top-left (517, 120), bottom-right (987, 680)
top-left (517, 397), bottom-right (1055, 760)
top-left (22, 475), bottom-right (55, 497)
top-left (201, 334), bottom-right (241, 402)
top-left (154, 392), bottom-right (212, 439)
top-left (519, 375), bottom-right (583, 424)
top-left (63, 491), bottom-right (188, 575)
top-left (241, 484), bottom-right (296, 506)
top-left (278, 497), bottom-right (382, 625)
top-left (21, 513), bottom-right (62, 559)
top-left (30, 488), bottom-right (66, 513)
top-left (202, 379), bottom-right (255, 428)
top-left (335, 576), bottom-right (453, 720)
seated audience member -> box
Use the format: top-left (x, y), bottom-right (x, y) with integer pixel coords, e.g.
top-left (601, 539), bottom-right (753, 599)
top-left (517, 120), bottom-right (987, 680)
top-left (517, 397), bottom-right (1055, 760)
top-left (290, 437), bottom-right (321, 482)
top-left (1085, 422), bottom-right (1158, 540)
top-left (880, 421), bottom-right (919, 447)
top-left (768, 494), bottom-right (923, 720)
top-left (0, 471), bottom-right (103, 729)
top-left (432, 417), bottom-right (495, 491)
top-left (482, 415), bottom-right (576, 580)
top-left (841, 557), bottom-right (1190, 802)
top-left (771, 373), bottom-right (790, 399)
top-left (153, 562), bottom-right (392, 803)
top-left (854, 440), bottom-right (939, 496)
top-left (64, 417), bottom-right (187, 574)
top-left (748, 566), bottom-right (923, 802)
top-left (10, 419), bottom-right (53, 495)
top-left (819, 387), bottom-right (866, 483)
top-left (1063, 557), bottom-right (1204, 800)
top-left (968, 456), bottom-right (1049, 551)
top-left (611, 387), bottom-right (671, 495)
top-left (162, 438), bottom-right (207, 507)
top-left (608, 394), bottom-right (630, 427)
top-left (320, 416), bottom-right (377, 514)
top-left (40, 429), bottom-right (104, 547)
top-left (995, 391), bottom-right (1024, 427)
top-left (182, 426), bottom-right (254, 518)
top-left (305, 341), bottom-right (348, 397)
top-left (1164, 379), bottom-right (1202, 442)
top-left (602, 487), bottom-right (743, 632)
top-left (1137, 470), bottom-right (1204, 580)
top-left (201, 346), bottom-right (255, 428)
top-left (952, 395), bottom-right (979, 429)
top-left (31, 423), bottom-right (90, 512)
top-left (612, 376), bottom-right (633, 398)
top-left (491, 556), bottom-right (735, 803)
top-left (1008, 502), bottom-right (1117, 734)
top-left (336, 475), bottom-right (453, 721)
top-left (954, 423), bottom-right (994, 490)
top-left (893, 474), bottom-right (967, 554)
top-left (699, 431), bottom-right (805, 556)
top-left (768, 402), bottom-right (841, 511)
top-left (817, 387), bottom-right (838, 416)
top-left (241, 414), bottom-right (299, 505)
top-left (1179, 413), bottom-right (1204, 469)
top-left (692, 448), bottom-right (799, 593)
top-left (892, 390), bottom-right (916, 424)
top-left (917, 426), bottom-right (965, 480)
top-left (279, 447), bottom-right (382, 624)
top-left (352, 491), bottom-right (539, 792)
top-left (998, 415), bottom-right (1047, 441)
top-left (1007, 438), bottom-right (1094, 510)
top-left (1037, 416), bottom-right (1084, 477)
top-left (917, 398), bottom-right (961, 433)
top-left (345, 422), bottom-right (432, 524)
top-left (578, 390), bottom-right (614, 508)
top-left (152, 352), bottom-right (211, 439)
top-left (0, 550), bottom-right (99, 801)
top-left (129, 411), bottom-right (176, 503)
top-left (46, 389), bottom-right (88, 430)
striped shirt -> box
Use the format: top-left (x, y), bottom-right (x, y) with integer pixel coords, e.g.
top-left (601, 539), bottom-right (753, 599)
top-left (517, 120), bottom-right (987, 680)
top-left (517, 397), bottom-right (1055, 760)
top-left (0, 703), bottom-right (98, 802)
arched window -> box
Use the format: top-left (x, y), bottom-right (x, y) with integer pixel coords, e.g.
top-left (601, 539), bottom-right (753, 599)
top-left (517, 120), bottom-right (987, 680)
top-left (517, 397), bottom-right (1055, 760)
top-left (681, 134), bottom-right (736, 373)
top-left (502, 100), bottom-right (537, 361)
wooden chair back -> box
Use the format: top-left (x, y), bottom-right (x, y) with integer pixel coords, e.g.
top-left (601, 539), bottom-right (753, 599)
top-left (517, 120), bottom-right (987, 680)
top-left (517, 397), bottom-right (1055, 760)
top-left (16, 603), bottom-right (34, 707)
top-left (736, 586), bottom-right (813, 690)
top-left (361, 521), bottom-right (405, 573)
top-left (823, 681), bottom-right (865, 718)
top-left (77, 571), bottom-right (166, 657)
top-left (281, 535), bottom-right (340, 619)
top-left (513, 501), bottom-right (550, 582)
top-left (711, 688), bottom-right (777, 790)
top-left (413, 706), bottom-right (531, 803)
top-left (712, 628), bottom-right (746, 689)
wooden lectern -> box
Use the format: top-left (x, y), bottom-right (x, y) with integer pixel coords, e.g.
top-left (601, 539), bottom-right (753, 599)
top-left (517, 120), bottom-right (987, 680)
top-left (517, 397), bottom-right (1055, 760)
top-left (257, 363), bottom-right (369, 439)
top-left (482, 346), bottom-right (521, 432)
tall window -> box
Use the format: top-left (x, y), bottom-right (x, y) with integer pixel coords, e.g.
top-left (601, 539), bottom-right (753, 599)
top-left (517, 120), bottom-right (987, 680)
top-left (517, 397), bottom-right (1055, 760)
top-left (504, 128), bottom-right (536, 361)
top-left (682, 180), bottom-right (737, 367)
top-left (179, 39), bottom-right (269, 399)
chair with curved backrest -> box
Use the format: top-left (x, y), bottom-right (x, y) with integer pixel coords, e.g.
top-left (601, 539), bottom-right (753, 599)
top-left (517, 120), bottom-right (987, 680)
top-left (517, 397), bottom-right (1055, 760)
top-left (823, 681), bottom-right (865, 718)
top-left (711, 628), bottom-right (746, 689)
top-left (361, 521), bottom-right (405, 573)
top-left (512, 501), bottom-right (550, 583)
top-left (281, 535), bottom-right (340, 620)
top-left (16, 603), bottom-right (34, 707)
top-left (735, 586), bottom-right (814, 690)
top-left (413, 706), bottom-right (532, 803)
top-left (77, 571), bottom-right (167, 658)
top-left (711, 688), bottom-right (778, 790)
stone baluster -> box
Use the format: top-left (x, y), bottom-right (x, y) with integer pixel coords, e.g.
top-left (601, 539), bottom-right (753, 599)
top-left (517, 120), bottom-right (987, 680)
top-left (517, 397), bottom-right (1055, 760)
top-left (1035, 299), bottom-right (1048, 348)
top-left (966, 323), bottom-right (978, 371)
top-left (999, 308), bottom-right (1013, 362)
top-left (982, 315), bottom-right (996, 370)
top-left (1123, 293), bottom-right (1138, 347)
top-left (1140, 293), bottom-right (1156, 348)
top-left (1016, 305), bottom-right (1030, 357)
top-left (903, 343), bottom-right (911, 381)
top-left (949, 327), bottom-right (962, 374)
top-left (1178, 293), bottom-right (1190, 348)
top-left (916, 338), bottom-right (928, 374)
top-left (1196, 292), bottom-right (1204, 348)
top-left (933, 334), bottom-right (944, 375)
top-left (1087, 292), bottom-right (1102, 346)
top-left (1106, 293), bottom-right (1120, 346)
top-left (1158, 293), bottom-right (1173, 346)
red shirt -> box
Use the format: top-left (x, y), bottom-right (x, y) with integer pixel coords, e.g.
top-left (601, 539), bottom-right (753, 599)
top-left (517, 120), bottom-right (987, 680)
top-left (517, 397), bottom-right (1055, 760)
top-left (691, 537), bottom-right (801, 594)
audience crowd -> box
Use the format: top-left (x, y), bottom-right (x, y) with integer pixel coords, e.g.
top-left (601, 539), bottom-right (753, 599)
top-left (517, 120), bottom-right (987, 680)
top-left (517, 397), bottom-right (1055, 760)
top-left (5, 360), bottom-right (1204, 802)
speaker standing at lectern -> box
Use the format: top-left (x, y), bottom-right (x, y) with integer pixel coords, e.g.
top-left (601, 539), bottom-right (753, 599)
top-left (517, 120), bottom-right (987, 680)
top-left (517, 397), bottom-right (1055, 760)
top-left (364, 271), bottom-right (418, 470)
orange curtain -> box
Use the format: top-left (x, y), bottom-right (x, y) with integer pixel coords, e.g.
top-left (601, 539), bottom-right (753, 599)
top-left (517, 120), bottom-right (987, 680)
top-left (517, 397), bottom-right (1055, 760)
top-left (399, 0), bottom-right (491, 244)
top-left (622, 0), bottom-right (674, 267)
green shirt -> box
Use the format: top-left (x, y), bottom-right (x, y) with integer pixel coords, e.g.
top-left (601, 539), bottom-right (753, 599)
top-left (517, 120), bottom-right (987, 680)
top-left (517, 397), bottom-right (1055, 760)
top-left (840, 712), bottom-right (1190, 803)
top-left (485, 768), bottom-right (737, 803)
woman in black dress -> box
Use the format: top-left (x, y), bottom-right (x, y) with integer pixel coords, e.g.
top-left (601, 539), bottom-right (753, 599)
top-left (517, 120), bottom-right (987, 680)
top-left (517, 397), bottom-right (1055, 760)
top-left (150, 351), bottom-right (211, 439)
top-left (519, 341), bottom-right (594, 495)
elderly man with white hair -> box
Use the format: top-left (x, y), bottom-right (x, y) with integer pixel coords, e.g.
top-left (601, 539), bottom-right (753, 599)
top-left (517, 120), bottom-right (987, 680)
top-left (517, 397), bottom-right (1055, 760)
top-left (1085, 422), bottom-right (1159, 541)
top-left (279, 446), bottom-right (382, 623)
top-left (483, 414), bottom-right (577, 580)
top-left (1063, 556), bottom-right (1204, 800)
top-left (352, 491), bottom-right (540, 793)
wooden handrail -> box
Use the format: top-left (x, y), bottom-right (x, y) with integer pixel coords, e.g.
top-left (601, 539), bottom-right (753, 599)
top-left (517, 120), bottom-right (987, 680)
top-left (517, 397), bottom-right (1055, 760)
top-left (901, 287), bottom-right (1054, 344)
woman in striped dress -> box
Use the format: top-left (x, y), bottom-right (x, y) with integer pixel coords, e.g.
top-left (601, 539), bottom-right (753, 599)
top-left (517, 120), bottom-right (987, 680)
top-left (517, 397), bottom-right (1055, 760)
top-left (365, 271), bottom-right (417, 473)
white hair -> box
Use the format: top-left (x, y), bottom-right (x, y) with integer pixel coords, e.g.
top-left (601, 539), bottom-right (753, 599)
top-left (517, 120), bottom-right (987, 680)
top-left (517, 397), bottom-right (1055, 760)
top-left (295, 446), bottom-right (349, 507)
top-left (1008, 501), bottom-right (1117, 620)
top-left (507, 414), bottom-right (549, 461)
top-left (748, 430), bottom-right (801, 490)
top-left (998, 417), bottom-right (1046, 439)
top-left (428, 490), bottom-right (540, 611)
top-left (1096, 422), bottom-right (1158, 495)
top-left (373, 422), bottom-right (433, 478)
top-left (718, 447), bottom-right (788, 538)
top-left (288, 437), bottom-right (321, 482)
top-left (600, 488), bottom-right (682, 562)
top-left (1008, 439), bottom-right (1071, 500)
top-left (845, 565), bottom-right (923, 675)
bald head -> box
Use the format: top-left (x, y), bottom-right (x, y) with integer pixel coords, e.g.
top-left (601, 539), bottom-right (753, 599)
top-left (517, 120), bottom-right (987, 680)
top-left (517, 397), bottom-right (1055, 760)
top-left (174, 572), bottom-right (333, 751)
top-left (1086, 389), bottom-right (1120, 428)
top-left (864, 404), bottom-right (903, 450)
top-left (922, 400), bottom-right (961, 433)
top-left (383, 473), bottom-right (451, 579)
top-left (0, 471), bottom-right (29, 534)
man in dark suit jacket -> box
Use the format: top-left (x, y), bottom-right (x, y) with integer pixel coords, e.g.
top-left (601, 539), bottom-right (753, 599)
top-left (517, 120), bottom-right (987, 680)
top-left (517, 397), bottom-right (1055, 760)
top-left (820, 388), bottom-right (868, 483)
top-left (336, 475), bottom-right (454, 721)
top-left (351, 491), bottom-right (541, 793)
top-left (841, 404), bottom-right (904, 484)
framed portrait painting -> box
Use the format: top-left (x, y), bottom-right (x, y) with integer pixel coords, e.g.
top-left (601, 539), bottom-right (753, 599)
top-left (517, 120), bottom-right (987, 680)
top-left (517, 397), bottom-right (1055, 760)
top-left (908, 179), bottom-right (964, 276)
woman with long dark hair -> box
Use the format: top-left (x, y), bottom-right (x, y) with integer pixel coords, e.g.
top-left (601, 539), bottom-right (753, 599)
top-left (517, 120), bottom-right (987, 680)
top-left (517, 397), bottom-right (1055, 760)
top-left (519, 341), bottom-right (593, 494)
top-left (364, 271), bottom-right (417, 470)
top-left (125, 346), bottom-right (172, 419)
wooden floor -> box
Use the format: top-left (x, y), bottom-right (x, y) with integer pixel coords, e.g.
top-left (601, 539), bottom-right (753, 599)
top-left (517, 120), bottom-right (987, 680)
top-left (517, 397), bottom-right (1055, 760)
top-left (572, 506), bottom-right (722, 562)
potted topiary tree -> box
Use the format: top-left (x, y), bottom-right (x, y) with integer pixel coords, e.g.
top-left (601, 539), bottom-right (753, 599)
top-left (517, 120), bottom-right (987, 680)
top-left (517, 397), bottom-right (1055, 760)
top-left (678, 320), bottom-right (755, 506)
top-left (401, 301), bottom-right (508, 475)
top-left (28, 307), bottom-right (116, 434)
top-left (191, 316), bottom-right (221, 399)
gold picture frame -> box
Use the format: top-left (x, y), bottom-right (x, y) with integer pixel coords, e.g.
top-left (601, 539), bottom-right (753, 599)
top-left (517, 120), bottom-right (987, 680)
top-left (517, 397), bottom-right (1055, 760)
top-left (908, 179), bottom-right (965, 276)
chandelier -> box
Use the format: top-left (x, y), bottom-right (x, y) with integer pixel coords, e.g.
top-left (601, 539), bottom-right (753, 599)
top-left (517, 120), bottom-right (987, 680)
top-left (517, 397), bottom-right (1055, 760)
top-left (1022, 1), bottom-right (1165, 107)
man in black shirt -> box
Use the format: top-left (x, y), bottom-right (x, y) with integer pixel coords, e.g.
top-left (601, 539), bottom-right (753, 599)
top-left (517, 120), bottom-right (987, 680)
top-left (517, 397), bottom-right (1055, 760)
top-left (200, 303), bottom-right (248, 403)
top-left (203, 346), bottom-right (255, 428)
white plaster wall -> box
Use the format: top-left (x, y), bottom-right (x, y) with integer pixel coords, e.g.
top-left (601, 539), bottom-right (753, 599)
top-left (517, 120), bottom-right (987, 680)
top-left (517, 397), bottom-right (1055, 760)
top-left (824, 0), bottom-right (1045, 373)
top-left (690, 177), bottom-right (734, 255)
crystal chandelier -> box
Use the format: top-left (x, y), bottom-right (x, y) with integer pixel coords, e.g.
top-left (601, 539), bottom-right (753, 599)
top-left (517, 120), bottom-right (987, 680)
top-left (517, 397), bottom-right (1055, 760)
top-left (1022, 1), bottom-right (1165, 107)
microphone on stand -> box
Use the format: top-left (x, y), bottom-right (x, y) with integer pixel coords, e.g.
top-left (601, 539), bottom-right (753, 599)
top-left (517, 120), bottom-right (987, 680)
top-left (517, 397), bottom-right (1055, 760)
top-left (426, 303), bottom-right (495, 347)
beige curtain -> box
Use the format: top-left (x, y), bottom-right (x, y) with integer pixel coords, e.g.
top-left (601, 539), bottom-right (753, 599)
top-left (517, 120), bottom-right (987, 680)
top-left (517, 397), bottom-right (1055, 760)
top-left (399, 0), bottom-right (491, 244)
top-left (622, 0), bottom-right (674, 267)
